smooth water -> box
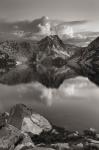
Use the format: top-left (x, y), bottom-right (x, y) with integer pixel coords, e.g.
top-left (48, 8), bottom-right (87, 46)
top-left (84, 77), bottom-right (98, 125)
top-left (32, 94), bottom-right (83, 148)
top-left (0, 75), bottom-right (99, 132)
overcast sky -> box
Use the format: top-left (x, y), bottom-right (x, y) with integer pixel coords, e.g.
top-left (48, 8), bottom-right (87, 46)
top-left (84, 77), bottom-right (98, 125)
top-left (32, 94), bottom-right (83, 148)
top-left (0, 0), bottom-right (98, 22)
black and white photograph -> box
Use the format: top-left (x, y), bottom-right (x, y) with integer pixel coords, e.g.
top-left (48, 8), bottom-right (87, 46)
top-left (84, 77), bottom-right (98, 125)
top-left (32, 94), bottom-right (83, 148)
top-left (0, 0), bottom-right (99, 149)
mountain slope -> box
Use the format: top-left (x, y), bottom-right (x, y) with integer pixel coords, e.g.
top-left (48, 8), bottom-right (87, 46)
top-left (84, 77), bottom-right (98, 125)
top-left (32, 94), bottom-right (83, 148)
top-left (67, 36), bottom-right (99, 86)
top-left (0, 35), bottom-right (80, 67)
top-left (30, 35), bottom-right (79, 66)
top-left (0, 40), bottom-right (38, 62)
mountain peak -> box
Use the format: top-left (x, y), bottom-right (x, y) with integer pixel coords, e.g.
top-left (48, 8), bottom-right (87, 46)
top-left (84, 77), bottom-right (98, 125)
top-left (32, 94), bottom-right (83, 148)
top-left (39, 35), bottom-right (64, 45)
top-left (32, 35), bottom-right (70, 65)
top-left (38, 35), bottom-right (65, 52)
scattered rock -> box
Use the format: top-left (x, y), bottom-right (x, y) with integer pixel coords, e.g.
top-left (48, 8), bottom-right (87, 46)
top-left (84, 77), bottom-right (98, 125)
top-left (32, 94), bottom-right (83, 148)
top-left (84, 128), bottom-right (96, 137)
top-left (76, 143), bottom-right (83, 149)
top-left (85, 141), bottom-right (99, 149)
top-left (67, 131), bottom-right (80, 140)
top-left (87, 138), bottom-right (99, 143)
top-left (72, 143), bottom-right (84, 150)
top-left (14, 144), bottom-right (34, 150)
top-left (32, 147), bottom-right (55, 150)
top-left (51, 143), bottom-right (70, 150)
top-left (96, 134), bottom-right (99, 140)
top-left (14, 133), bottom-right (35, 150)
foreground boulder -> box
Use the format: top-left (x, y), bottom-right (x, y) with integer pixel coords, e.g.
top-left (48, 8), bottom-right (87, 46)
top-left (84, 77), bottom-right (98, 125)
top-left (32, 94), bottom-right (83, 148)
top-left (8, 104), bottom-right (52, 135)
top-left (0, 124), bottom-right (22, 150)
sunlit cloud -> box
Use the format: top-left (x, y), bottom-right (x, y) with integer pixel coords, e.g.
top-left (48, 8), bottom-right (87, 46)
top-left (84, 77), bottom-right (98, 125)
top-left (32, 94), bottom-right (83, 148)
top-left (58, 26), bottom-right (74, 38)
top-left (38, 22), bottom-right (51, 35)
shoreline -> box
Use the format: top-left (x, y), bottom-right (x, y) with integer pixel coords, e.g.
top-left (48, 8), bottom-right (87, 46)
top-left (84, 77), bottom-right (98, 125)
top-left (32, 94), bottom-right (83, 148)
top-left (0, 103), bottom-right (99, 150)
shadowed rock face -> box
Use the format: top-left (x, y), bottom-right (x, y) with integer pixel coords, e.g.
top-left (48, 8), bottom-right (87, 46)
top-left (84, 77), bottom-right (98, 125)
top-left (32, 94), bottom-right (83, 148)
top-left (85, 37), bottom-right (99, 86)
top-left (0, 50), bottom-right (15, 66)
top-left (67, 36), bottom-right (99, 86)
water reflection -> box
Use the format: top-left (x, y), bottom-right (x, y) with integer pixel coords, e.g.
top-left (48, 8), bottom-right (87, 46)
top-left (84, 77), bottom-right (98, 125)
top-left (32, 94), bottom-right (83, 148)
top-left (0, 64), bottom-right (78, 87)
top-left (0, 75), bottom-right (98, 131)
top-left (0, 59), bottom-right (98, 89)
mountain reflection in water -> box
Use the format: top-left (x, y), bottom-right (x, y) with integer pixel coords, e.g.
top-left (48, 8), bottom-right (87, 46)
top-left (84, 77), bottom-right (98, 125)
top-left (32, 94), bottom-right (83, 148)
top-left (0, 64), bottom-right (78, 87)
top-left (0, 60), bottom-right (98, 88)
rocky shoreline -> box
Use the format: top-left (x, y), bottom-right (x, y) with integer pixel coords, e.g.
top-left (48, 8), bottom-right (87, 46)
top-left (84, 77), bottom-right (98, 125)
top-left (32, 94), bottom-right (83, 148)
top-left (0, 103), bottom-right (98, 150)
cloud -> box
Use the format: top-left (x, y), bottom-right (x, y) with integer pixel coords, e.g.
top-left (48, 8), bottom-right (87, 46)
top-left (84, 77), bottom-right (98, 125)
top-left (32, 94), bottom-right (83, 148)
top-left (0, 17), bottom-right (88, 33)
top-left (38, 22), bottom-right (51, 35)
top-left (0, 17), bottom-right (91, 40)
top-left (60, 20), bottom-right (88, 26)
top-left (58, 26), bottom-right (74, 38)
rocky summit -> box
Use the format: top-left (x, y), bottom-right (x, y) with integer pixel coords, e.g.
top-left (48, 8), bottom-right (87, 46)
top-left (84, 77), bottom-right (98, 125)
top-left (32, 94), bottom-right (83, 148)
top-left (0, 103), bottom-right (99, 150)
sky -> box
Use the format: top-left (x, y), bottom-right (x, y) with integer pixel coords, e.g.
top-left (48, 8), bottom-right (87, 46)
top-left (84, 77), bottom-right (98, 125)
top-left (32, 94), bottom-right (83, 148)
top-left (0, 0), bottom-right (99, 22)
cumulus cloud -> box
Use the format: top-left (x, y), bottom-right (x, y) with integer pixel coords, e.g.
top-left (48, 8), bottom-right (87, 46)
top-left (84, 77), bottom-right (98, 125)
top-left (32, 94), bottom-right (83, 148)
top-left (0, 17), bottom-right (89, 39)
top-left (38, 22), bottom-right (51, 35)
top-left (58, 25), bottom-right (74, 38)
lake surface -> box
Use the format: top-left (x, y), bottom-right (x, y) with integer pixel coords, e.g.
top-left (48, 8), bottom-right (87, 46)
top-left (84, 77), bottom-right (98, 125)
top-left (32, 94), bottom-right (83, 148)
top-left (0, 71), bottom-right (99, 132)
